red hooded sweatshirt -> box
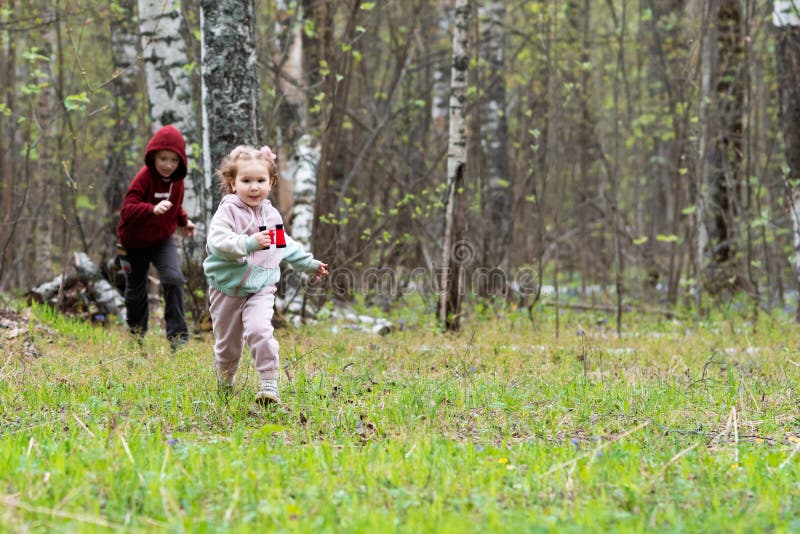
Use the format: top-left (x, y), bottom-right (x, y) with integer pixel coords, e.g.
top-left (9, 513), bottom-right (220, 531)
top-left (117, 125), bottom-right (189, 249)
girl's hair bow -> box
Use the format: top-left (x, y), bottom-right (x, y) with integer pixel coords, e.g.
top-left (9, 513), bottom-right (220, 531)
top-left (259, 145), bottom-right (277, 161)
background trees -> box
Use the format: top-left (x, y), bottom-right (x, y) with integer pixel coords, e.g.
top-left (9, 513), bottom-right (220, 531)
top-left (0, 0), bottom-right (798, 325)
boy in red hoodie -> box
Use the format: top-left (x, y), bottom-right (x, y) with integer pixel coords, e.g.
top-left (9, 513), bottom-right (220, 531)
top-left (117, 125), bottom-right (196, 349)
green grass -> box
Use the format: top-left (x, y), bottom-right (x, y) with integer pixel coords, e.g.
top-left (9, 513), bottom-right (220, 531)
top-left (1, 302), bottom-right (799, 532)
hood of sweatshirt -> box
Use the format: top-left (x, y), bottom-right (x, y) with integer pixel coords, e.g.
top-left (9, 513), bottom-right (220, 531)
top-left (143, 125), bottom-right (188, 181)
top-left (217, 194), bottom-right (280, 232)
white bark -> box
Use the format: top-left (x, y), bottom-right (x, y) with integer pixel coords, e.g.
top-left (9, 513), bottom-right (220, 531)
top-left (285, 135), bottom-right (318, 250)
top-left (774, 0), bottom-right (800, 27)
top-left (273, 0), bottom-right (316, 240)
top-left (276, 136), bottom-right (318, 322)
top-left (432, 2), bottom-right (453, 133)
top-left (439, 0), bottom-right (470, 328)
top-left (138, 0), bottom-right (200, 219)
top-left (694, 0), bottom-right (716, 307)
top-left (272, 2), bottom-right (320, 320)
top-left (275, 0), bottom-right (308, 133)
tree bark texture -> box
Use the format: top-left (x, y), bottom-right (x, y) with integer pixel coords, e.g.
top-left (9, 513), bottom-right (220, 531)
top-left (774, 0), bottom-right (800, 321)
top-left (478, 0), bottom-right (511, 282)
top-left (139, 0), bottom-right (202, 220)
top-left (274, 0), bottom-right (308, 153)
top-left (439, 0), bottom-right (470, 330)
top-left (200, 0), bottom-right (260, 208)
top-left (0, 0), bottom-right (17, 290)
top-left (138, 0), bottom-right (196, 131)
top-left (106, 0), bottom-right (143, 248)
top-left (701, 0), bottom-right (744, 291)
top-left (274, 0), bottom-right (316, 249)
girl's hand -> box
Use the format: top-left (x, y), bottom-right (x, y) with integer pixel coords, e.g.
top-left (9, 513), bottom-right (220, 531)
top-left (311, 262), bottom-right (329, 283)
top-left (182, 220), bottom-right (196, 238)
top-left (255, 230), bottom-right (272, 249)
top-left (153, 200), bottom-right (173, 215)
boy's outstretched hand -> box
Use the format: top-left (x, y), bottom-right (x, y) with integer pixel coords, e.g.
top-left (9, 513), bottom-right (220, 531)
top-left (311, 262), bottom-right (329, 283)
top-left (153, 200), bottom-right (172, 215)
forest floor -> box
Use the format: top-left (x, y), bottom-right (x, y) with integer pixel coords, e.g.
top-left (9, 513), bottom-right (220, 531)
top-left (1, 299), bottom-right (799, 532)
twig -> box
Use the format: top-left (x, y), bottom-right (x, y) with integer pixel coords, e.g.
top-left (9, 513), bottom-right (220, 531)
top-left (71, 413), bottom-right (95, 439)
top-left (660, 443), bottom-right (700, 476)
top-left (224, 488), bottom-right (240, 523)
top-left (733, 406), bottom-right (739, 463)
top-left (120, 433), bottom-right (145, 484)
top-left (779, 441), bottom-right (800, 470)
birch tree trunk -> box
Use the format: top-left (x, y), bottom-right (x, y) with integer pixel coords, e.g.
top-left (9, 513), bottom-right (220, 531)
top-left (269, 2), bottom-right (320, 322)
top-left (138, 0), bottom-right (201, 218)
top-left (439, 0), bottom-right (470, 331)
top-left (432, 0), bottom-right (454, 135)
top-left (478, 0), bottom-right (511, 288)
top-left (274, 0), bottom-right (315, 250)
top-left (32, 5), bottom-right (58, 281)
top-left (774, 0), bottom-right (800, 322)
top-left (200, 0), bottom-right (259, 208)
top-left (695, 0), bottom-right (715, 313)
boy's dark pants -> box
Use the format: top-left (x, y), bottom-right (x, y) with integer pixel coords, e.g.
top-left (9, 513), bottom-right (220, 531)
top-left (123, 238), bottom-right (188, 344)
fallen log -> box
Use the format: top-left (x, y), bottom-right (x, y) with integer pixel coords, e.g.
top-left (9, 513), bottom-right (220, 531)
top-left (27, 252), bottom-right (127, 324)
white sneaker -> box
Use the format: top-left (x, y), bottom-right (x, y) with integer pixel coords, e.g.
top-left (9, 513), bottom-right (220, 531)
top-left (255, 379), bottom-right (280, 405)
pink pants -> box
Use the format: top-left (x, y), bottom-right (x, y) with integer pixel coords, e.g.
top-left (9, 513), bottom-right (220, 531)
top-left (209, 285), bottom-right (280, 381)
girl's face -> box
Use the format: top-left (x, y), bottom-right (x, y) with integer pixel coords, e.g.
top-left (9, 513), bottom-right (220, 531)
top-left (153, 150), bottom-right (181, 178)
top-left (232, 160), bottom-right (272, 207)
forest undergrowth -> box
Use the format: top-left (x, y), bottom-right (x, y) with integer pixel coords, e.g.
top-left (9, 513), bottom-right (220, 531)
top-left (0, 298), bottom-right (799, 532)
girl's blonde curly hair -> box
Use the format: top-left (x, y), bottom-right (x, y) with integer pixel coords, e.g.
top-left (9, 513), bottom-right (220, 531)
top-left (216, 145), bottom-right (279, 196)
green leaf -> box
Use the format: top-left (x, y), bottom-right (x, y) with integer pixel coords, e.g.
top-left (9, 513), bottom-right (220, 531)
top-left (681, 205), bottom-right (696, 215)
top-left (633, 236), bottom-right (648, 246)
top-left (303, 18), bottom-right (316, 38)
top-left (22, 47), bottom-right (49, 62)
top-left (22, 83), bottom-right (44, 96)
top-left (75, 194), bottom-right (95, 210)
top-left (361, 2), bottom-right (376, 10)
top-left (64, 92), bottom-right (90, 111)
top-left (656, 234), bottom-right (679, 243)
